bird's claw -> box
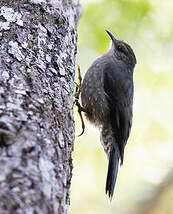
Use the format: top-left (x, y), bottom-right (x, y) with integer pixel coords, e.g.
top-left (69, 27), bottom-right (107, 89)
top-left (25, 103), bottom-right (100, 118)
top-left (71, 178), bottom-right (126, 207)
top-left (74, 65), bottom-right (86, 137)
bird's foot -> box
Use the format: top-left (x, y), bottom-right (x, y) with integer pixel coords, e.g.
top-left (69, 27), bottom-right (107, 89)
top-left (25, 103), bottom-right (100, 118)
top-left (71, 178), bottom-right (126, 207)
top-left (74, 65), bottom-right (87, 137)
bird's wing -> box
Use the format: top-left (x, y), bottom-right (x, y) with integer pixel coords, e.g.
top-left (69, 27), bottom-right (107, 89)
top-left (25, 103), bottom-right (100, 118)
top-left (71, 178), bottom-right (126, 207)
top-left (103, 64), bottom-right (133, 164)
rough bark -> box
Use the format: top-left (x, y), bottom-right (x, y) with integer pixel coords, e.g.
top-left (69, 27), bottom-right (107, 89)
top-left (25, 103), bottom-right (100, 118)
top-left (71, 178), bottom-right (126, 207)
top-left (0, 0), bottom-right (80, 213)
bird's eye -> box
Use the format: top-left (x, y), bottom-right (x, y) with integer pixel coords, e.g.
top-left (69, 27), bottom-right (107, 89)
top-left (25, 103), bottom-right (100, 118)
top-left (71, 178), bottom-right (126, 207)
top-left (117, 45), bottom-right (124, 52)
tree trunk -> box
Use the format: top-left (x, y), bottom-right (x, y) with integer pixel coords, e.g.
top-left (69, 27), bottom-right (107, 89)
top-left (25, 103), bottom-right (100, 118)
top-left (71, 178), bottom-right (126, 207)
top-left (0, 1), bottom-right (80, 213)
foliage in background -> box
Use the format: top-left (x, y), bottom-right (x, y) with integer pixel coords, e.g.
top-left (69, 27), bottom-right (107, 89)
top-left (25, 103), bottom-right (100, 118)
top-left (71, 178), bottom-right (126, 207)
top-left (79, 0), bottom-right (153, 53)
top-left (71, 0), bottom-right (173, 213)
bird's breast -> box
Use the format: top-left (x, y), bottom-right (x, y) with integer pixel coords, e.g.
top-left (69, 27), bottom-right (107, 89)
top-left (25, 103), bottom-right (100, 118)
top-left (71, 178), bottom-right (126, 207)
top-left (81, 62), bottom-right (109, 126)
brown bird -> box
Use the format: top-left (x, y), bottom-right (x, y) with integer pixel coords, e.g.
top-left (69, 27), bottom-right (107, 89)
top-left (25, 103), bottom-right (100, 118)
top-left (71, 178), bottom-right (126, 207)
top-left (80, 30), bottom-right (137, 199)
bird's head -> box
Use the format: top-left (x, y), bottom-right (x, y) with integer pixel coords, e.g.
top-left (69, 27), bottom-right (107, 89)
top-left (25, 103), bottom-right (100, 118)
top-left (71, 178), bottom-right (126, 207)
top-left (106, 30), bottom-right (137, 69)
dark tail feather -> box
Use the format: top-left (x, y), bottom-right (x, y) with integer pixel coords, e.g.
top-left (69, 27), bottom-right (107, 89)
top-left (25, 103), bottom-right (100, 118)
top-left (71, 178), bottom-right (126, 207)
top-left (105, 145), bottom-right (120, 199)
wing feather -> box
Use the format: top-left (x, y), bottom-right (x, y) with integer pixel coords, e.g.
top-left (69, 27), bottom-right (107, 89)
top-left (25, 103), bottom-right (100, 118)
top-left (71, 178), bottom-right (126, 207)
top-left (103, 65), bottom-right (133, 164)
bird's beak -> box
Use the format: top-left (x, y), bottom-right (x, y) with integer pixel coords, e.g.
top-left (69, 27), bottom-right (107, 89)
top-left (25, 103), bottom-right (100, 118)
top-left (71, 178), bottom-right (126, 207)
top-left (106, 30), bottom-right (116, 43)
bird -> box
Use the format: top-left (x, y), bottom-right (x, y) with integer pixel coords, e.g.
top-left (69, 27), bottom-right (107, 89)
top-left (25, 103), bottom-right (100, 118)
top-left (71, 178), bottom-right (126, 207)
top-left (80, 30), bottom-right (137, 199)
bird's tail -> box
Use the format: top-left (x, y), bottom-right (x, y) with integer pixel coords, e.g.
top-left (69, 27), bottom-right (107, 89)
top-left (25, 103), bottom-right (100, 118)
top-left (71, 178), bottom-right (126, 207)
top-left (105, 144), bottom-right (120, 199)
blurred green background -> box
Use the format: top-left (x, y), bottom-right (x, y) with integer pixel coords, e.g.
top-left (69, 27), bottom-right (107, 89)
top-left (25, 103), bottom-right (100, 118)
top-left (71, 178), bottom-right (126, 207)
top-left (70, 0), bottom-right (173, 213)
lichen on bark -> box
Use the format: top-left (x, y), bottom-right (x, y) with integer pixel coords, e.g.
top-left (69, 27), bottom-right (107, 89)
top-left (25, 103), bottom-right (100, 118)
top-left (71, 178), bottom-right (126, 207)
top-left (0, 0), bottom-right (80, 213)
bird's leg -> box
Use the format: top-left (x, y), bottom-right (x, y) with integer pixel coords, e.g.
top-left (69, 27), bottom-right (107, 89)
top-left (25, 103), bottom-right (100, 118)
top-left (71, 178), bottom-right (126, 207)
top-left (74, 65), bottom-right (87, 137)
